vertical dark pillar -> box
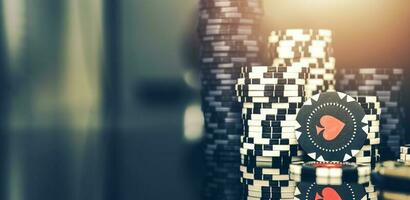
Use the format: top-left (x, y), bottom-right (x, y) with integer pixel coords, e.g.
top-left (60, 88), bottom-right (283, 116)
top-left (0, 0), bottom-right (10, 199)
top-left (103, 0), bottom-right (121, 199)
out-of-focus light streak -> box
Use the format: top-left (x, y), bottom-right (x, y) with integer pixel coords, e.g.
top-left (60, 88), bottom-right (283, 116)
top-left (2, 0), bottom-right (25, 69)
top-left (183, 70), bottom-right (200, 90)
top-left (183, 103), bottom-right (204, 142)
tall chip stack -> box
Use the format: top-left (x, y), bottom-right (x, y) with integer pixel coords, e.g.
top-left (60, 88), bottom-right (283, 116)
top-left (197, 0), bottom-right (264, 199)
top-left (336, 68), bottom-right (405, 160)
top-left (236, 65), bottom-right (307, 199)
top-left (267, 29), bottom-right (336, 98)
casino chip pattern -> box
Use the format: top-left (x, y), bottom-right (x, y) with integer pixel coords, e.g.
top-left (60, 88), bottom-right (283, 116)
top-left (349, 96), bottom-right (381, 168)
top-left (197, 0), bottom-right (264, 199)
top-left (196, 3), bottom-right (407, 198)
top-left (267, 29), bottom-right (336, 98)
top-left (237, 65), bottom-right (306, 200)
top-left (336, 68), bottom-right (405, 160)
top-left (296, 92), bottom-right (369, 162)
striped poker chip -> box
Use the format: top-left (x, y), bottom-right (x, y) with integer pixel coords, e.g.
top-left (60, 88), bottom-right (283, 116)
top-left (290, 161), bottom-right (371, 178)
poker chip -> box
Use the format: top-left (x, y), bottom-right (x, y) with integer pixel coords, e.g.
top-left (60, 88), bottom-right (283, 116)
top-left (294, 181), bottom-right (367, 200)
top-left (399, 144), bottom-right (410, 164)
top-left (242, 106), bottom-right (300, 113)
top-left (244, 131), bottom-right (296, 140)
top-left (241, 177), bottom-right (295, 187)
top-left (237, 84), bottom-right (305, 91)
top-left (240, 71), bottom-right (308, 79)
top-left (244, 119), bottom-right (300, 127)
top-left (290, 161), bottom-right (371, 178)
top-left (237, 90), bottom-right (305, 97)
top-left (237, 77), bottom-right (306, 85)
top-left (296, 92), bottom-right (368, 161)
top-left (241, 65), bottom-right (309, 73)
top-left (400, 144), bottom-right (410, 154)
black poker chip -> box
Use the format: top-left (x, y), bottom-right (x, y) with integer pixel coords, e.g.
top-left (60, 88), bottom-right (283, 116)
top-left (201, 34), bottom-right (262, 42)
top-left (198, 18), bottom-right (260, 27)
top-left (237, 90), bottom-right (305, 97)
top-left (236, 84), bottom-right (304, 91)
top-left (201, 56), bottom-right (261, 64)
top-left (296, 92), bottom-right (368, 161)
top-left (200, 44), bottom-right (260, 52)
top-left (240, 72), bottom-right (308, 79)
top-left (201, 57), bottom-right (261, 64)
top-left (238, 96), bottom-right (304, 103)
top-left (241, 65), bottom-right (310, 73)
top-left (201, 62), bottom-right (260, 69)
top-left (199, 0), bottom-right (262, 8)
top-left (338, 68), bottom-right (403, 75)
top-left (237, 77), bottom-right (306, 85)
top-left (198, 6), bottom-right (264, 14)
top-left (242, 132), bottom-right (295, 140)
top-left (294, 181), bottom-right (367, 200)
top-left (199, 12), bottom-right (263, 20)
top-left (241, 178), bottom-right (294, 188)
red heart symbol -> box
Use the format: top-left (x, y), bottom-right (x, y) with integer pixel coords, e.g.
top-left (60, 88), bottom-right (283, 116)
top-left (316, 115), bottom-right (345, 141)
top-left (315, 187), bottom-right (342, 200)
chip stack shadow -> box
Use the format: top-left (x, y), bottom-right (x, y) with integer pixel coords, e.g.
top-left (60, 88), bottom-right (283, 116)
top-left (197, 0), bottom-right (264, 199)
top-left (236, 65), bottom-right (307, 199)
top-left (268, 29), bottom-right (336, 98)
top-left (336, 68), bottom-right (405, 160)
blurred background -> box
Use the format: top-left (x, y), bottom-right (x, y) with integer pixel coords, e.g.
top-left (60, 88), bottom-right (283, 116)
top-left (0, 0), bottom-right (409, 199)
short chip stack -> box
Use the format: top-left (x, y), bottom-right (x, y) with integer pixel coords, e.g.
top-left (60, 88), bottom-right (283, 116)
top-left (236, 65), bottom-right (307, 199)
top-left (336, 68), bottom-right (405, 160)
top-left (349, 96), bottom-right (381, 168)
top-left (197, 0), bottom-right (264, 199)
top-left (399, 144), bottom-right (410, 165)
top-left (268, 29), bottom-right (336, 98)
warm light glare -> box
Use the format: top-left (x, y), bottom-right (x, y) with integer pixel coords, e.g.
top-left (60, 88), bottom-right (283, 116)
top-left (183, 103), bottom-right (204, 142)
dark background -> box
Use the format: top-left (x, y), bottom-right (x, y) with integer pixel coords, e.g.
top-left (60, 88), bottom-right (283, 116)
top-left (0, 0), bottom-right (409, 200)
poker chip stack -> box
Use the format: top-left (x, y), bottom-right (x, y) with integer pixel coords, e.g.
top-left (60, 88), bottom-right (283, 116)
top-left (336, 68), bottom-right (405, 160)
top-left (289, 161), bottom-right (376, 200)
top-left (399, 144), bottom-right (410, 165)
top-left (268, 29), bottom-right (336, 98)
top-left (236, 65), bottom-right (307, 199)
top-left (197, 0), bottom-right (264, 199)
top-left (350, 96), bottom-right (381, 168)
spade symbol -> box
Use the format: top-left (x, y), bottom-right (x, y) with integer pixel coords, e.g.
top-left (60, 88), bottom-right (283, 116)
top-left (316, 115), bottom-right (346, 141)
top-left (315, 187), bottom-right (342, 200)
